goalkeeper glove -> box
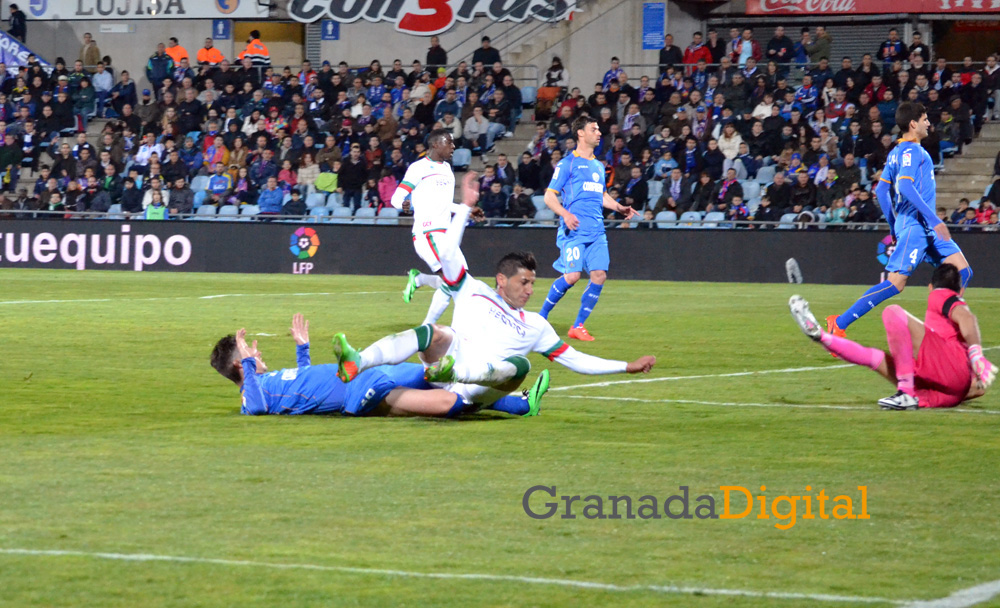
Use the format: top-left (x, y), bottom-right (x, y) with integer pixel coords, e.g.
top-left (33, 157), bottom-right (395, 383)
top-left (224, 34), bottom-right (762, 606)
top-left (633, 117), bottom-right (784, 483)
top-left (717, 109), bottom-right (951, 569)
top-left (968, 345), bottom-right (996, 390)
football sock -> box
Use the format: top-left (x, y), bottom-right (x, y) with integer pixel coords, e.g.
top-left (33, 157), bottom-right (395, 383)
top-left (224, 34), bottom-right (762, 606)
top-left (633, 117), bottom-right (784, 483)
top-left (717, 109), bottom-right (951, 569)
top-left (415, 273), bottom-right (443, 289)
top-left (882, 305), bottom-right (916, 396)
top-left (359, 324), bottom-right (434, 370)
top-left (540, 276), bottom-right (573, 319)
top-left (445, 393), bottom-right (469, 418)
top-left (423, 287), bottom-right (452, 324)
top-left (820, 332), bottom-right (885, 370)
top-left (960, 266), bottom-right (973, 290)
top-left (454, 355), bottom-right (530, 385)
top-left (574, 282), bottom-right (604, 327)
top-left (836, 280), bottom-right (900, 330)
top-left (487, 394), bottom-right (530, 416)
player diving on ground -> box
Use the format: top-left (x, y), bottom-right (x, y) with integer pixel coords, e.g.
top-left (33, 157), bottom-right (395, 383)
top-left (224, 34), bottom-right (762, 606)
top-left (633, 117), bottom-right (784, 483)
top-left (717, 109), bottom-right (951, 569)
top-left (333, 172), bottom-right (656, 417)
top-left (827, 102), bottom-right (972, 340)
top-left (791, 264), bottom-right (995, 410)
top-left (210, 314), bottom-right (525, 418)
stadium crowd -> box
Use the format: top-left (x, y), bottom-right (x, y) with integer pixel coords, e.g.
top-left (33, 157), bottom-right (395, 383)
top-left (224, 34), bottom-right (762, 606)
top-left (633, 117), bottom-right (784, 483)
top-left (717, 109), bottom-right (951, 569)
top-left (0, 26), bottom-right (997, 228)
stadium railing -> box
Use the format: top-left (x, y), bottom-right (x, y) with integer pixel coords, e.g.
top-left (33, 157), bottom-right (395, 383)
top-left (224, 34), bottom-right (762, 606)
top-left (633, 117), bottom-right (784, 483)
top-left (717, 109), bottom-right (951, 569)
top-left (4, 208), bottom-right (997, 232)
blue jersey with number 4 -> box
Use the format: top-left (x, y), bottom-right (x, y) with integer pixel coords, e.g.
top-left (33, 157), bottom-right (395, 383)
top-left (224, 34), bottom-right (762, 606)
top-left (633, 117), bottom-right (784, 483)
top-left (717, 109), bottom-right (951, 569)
top-left (881, 140), bottom-right (936, 230)
top-left (546, 151), bottom-right (607, 240)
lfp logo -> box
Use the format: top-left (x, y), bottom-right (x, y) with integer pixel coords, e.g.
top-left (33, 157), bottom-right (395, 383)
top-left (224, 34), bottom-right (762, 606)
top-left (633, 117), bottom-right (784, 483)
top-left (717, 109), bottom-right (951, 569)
top-left (215, 0), bottom-right (239, 14)
top-left (876, 234), bottom-right (895, 266)
top-left (290, 227), bottom-right (319, 274)
top-left (29, 0), bottom-right (47, 18)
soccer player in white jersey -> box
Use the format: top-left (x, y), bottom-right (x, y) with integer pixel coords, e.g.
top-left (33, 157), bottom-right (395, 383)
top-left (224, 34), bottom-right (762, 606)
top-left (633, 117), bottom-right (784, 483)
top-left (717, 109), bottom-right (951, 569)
top-left (393, 129), bottom-right (479, 325)
top-left (334, 173), bottom-right (656, 416)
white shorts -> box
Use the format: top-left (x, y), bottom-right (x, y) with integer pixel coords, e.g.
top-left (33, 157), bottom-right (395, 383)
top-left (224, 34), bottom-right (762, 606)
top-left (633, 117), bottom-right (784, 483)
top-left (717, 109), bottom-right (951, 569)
top-left (412, 228), bottom-right (466, 274)
top-left (424, 329), bottom-right (509, 406)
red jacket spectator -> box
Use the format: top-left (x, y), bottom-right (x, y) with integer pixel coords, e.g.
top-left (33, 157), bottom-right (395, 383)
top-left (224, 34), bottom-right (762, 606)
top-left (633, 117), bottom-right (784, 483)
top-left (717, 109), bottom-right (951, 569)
top-left (730, 39), bottom-right (762, 64)
top-left (683, 44), bottom-right (713, 72)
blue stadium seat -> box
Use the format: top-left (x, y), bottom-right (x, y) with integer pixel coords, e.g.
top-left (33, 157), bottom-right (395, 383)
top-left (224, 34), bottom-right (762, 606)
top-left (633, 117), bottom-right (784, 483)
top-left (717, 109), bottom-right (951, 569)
top-left (654, 210), bottom-right (677, 228)
top-left (377, 207), bottom-right (400, 225)
top-left (678, 211), bottom-right (703, 228)
top-left (190, 175), bottom-right (209, 192)
top-left (777, 212), bottom-right (798, 229)
top-left (520, 86), bottom-right (537, 108)
top-left (193, 190), bottom-right (207, 209)
top-left (329, 206), bottom-right (353, 224)
top-left (741, 181), bottom-right (761, 201)
top-left (354, 206), bottom-right (377, 224)
top-left (533, 208), bottom-right (555, 223)
top-left (755, 165), bottom-right (776, 185)
top-left (240, 204), bottom-right (260, 219)
top-left (217, 204), bottom-right (240, 220)
top-left (196, 205), bottom-right (217, 217)
top-left (306, 192), bottom-right (328, 208)
top-left (106, 204), bottom-right (123, 219)
top-left (309, 206), bottom-right (330, 222)
top-left (647, 180), bottom-right (663, 202)
top-left (326, 192), bottom-right (344, 208)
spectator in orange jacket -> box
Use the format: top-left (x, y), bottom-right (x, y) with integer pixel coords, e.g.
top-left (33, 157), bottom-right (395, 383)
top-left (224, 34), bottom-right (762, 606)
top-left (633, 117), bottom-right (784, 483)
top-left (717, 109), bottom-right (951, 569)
top-left (165, 37), bottom-right (189, 65)
top-left (197, 38), bottom-right (225, 66)
top-left (238, 30), bottom-right (270, 67)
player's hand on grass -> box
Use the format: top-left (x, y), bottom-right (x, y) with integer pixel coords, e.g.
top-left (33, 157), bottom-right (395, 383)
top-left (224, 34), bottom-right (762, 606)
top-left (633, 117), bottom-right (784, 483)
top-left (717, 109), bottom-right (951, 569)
top-left (968, 345), bottom-right (996, 390)
top-left (934, 222), bottom-right (952, 242)
top-left (235, 328), bottom-right (261, 361)
top-left (290, 313), bottom-right (309, 346)
top-left (461, 172), bottom-right (480, 208)
top-left (626, 355), bottom-right (656, 374)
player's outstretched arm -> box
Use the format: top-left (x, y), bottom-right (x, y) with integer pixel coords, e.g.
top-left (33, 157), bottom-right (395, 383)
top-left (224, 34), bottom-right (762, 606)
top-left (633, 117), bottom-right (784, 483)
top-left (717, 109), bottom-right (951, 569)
top-left (551, 345), bottom-right (656, 375)
top-left (603, 192), bottom-right (638, 220)
top-left (290, 313), bottom-right (311, 367)
top-left (952, 305), bottom-right (996, 389)
top-left (626, 355), bottom-right (657, 374)
top-left (235, 328), bottom-right (269, 415)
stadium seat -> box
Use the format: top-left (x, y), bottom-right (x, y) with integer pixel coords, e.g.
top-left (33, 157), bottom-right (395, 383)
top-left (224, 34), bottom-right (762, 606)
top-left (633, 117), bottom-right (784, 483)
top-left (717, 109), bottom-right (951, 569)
top-left (520, 86), bottom-right (537, 108)
top-left (531, 195), bottom-right (546, 212)
top-left (240, 205), bottom-right (260, 219)
top-left (105, 204), bottom-right (123, 219)
top-left (196, 205), bottom-right (217, 217)
top-left (306, 192), bottom-right (328, 209)
top-left (282, 192), bottom-right (292, 204)
top-left (452, 148), bottom-right (472, 170)
top-left (678, 211), bottom-right (703, 228)
top-left (329, 206), bottom-right (353, 224)
top-left (747, 197), bottom-right (761, 216)
top-left (533, 208), bottom-right (556, 224)
top-left (654, 210), bottom-right (677, 228)
top-left (755, 165), bottom-right (776, 185)
top-left (190, 175), bottom-right (209, 192)
top-left (377, 207), bottom-right (400, 225)
top-left (326, 192), bottom-right (344, 207)
top-left (647, 180), bottom-right (663, 202)
top-left (309, 206), bottom-right (331, 222)
top-left (703, 211), bottom-right (725, 228)
top-left (193, 190), bottom-right (208, 209)
top-left (778, 213), bottom-right (798, 229)
top-left (741, 181), bottom-right (761, 201)
top-left (217, 204), bottom-right (240, 219)
top-left (354, 206), bottom-right (377, 224)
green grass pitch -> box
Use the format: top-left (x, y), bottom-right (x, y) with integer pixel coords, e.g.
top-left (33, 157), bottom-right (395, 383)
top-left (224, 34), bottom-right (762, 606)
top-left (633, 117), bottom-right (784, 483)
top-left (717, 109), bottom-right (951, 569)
top-left (2, 269), bottom-right (999, 607)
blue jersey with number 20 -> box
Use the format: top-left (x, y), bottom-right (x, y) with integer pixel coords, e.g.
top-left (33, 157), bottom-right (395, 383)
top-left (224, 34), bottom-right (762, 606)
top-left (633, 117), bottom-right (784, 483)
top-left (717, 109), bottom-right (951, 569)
top-left (546, 151), bottom-right (607, 240)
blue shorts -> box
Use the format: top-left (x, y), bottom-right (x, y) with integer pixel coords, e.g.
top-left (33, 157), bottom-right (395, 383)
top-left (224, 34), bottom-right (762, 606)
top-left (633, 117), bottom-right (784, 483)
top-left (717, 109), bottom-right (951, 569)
top-left (886, 223), bottom-right (963, 276)
top-left (552, 232), bottom-right (610, 274)
top-left (342, 363), bottom-right (432, 416)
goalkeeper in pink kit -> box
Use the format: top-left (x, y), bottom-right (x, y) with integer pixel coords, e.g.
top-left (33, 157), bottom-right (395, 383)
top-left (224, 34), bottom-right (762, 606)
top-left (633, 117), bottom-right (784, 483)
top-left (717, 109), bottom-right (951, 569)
top-left (790, 264), bottom-right (995, 410)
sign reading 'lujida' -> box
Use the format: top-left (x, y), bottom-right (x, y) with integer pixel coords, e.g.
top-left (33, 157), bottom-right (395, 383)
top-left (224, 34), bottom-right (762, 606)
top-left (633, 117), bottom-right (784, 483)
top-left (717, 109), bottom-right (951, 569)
top-left (287, 0), bottom-right (578, 35)
top-left (22, 0), bottom-right (267, 20)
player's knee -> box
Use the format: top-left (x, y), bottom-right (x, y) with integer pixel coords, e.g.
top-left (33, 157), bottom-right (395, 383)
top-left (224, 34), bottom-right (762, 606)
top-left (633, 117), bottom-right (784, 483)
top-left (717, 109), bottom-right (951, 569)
top-left (888, 274), bottom-right (907, 291)
top-left (589, 270), bottom-right (607, 284)
top-left (882, 304), bottom-right (906, 325)
top-left (564, 272), bottom-right (582, 285)
top-left (503, 355), bottom-right (531, 380)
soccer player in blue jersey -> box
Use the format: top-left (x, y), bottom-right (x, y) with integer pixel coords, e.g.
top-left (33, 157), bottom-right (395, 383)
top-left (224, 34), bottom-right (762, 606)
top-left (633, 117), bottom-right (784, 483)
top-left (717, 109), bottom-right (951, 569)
top-left (210, 313), bottom-right (497, 418)
top-left (539, 115), bottom-right (637, 341)
top-left (827, 102), bottom-right (972, 339)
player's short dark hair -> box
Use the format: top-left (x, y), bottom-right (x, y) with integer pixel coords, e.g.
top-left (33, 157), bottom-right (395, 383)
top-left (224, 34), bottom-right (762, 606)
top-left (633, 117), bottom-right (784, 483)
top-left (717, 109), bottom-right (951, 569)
top-left (497, 251), bottom-right (537, 278)
top-left (211, 335), bottom-right (242, 385)
top-left (896, 102), bottom-right (926, 134)
top-left (932, 263), bottom-right (962, 293)
top-left (572, 115), bottom-right (597, 136)
top-left (427, 128), bottom-right (450, 148)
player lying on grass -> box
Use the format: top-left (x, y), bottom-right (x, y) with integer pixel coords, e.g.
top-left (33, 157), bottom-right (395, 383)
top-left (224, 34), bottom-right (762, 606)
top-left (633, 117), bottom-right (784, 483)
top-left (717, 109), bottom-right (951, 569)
top-left (790, 264), bottom-right (995, 410)
top-left (210, 314), bottom-right (538, 418)
top-left (333, 173), bottom-right (656, 416)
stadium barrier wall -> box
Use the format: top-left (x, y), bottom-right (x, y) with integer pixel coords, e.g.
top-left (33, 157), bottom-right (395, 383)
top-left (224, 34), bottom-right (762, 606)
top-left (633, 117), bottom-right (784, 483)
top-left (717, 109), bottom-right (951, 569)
top-left (0, 220), bottom-right (996, 287)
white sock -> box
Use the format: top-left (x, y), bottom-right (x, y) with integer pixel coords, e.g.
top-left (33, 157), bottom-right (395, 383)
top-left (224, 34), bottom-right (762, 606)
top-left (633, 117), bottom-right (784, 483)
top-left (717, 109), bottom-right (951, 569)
top-left (453, 358), bottom-right (519, 385)
top-left (360, 329), bottom-right (420, 370)
top-left (423, 288), bottom-right (452, 324)
top-left (415, 273), bottom-right (442, 289)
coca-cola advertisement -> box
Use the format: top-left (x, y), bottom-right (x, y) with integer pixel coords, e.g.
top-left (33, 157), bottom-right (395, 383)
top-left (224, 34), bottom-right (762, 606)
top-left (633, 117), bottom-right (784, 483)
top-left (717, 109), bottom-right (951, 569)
top-left (748, 0), bottom-right (1000, 14)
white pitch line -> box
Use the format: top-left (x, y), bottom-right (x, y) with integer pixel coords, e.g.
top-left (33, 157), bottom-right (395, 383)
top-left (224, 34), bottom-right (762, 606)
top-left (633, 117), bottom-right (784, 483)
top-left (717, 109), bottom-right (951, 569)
top-left (0, 291), bottom-right (394, 305)
top-left (0, 548), bottom-right (907, 605)
top-left (901, 580), bottom-right (1000, 608)
top-left (549, 363), bottom-right (854, 392)
top-left (553, 395), bottom-right (1000, 415)
top-left (550, 346), bottom-right (1000, 393)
